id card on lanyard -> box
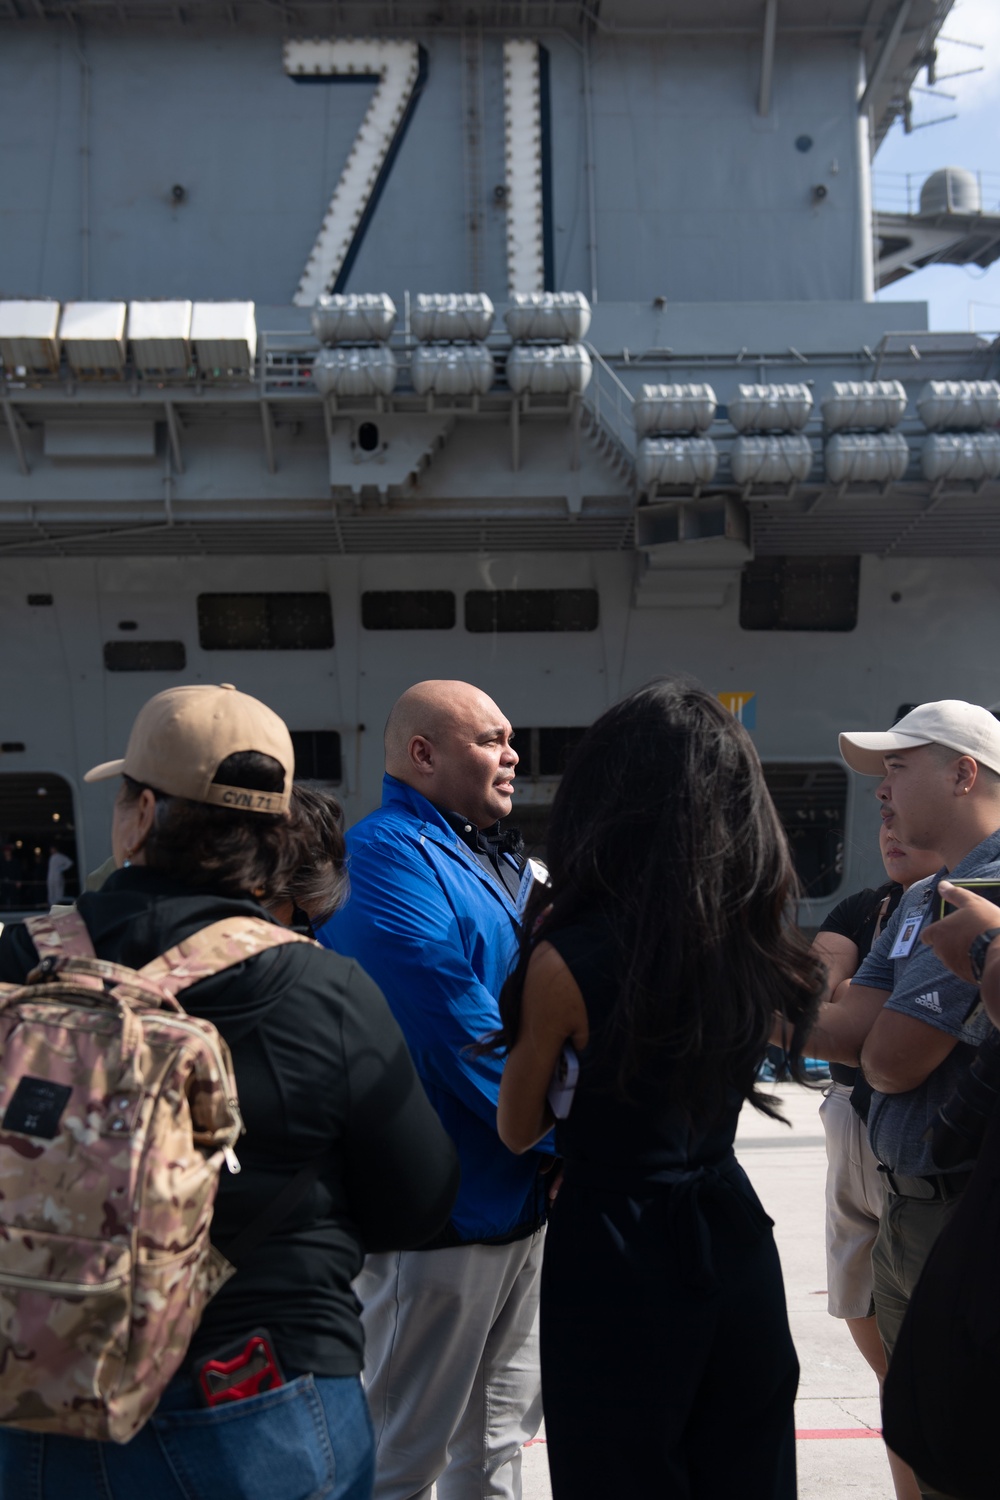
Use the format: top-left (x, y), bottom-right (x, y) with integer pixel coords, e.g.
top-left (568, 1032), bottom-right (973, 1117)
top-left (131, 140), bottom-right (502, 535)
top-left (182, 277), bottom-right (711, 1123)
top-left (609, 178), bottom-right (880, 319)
top-left (888, 914), bottom-right (923, 960)
top-left (888, 883), bottom-right (935, 960)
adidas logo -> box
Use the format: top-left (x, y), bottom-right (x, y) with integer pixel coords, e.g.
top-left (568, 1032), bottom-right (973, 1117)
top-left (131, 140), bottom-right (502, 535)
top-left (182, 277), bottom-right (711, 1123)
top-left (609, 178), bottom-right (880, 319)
top-left (914, 991), bottom-right (943, 1013)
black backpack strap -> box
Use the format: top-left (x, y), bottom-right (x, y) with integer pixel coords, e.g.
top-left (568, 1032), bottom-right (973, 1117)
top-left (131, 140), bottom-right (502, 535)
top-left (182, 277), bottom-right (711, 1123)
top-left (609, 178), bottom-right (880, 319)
top-left (222, 1156), bottom-right (330, 1269)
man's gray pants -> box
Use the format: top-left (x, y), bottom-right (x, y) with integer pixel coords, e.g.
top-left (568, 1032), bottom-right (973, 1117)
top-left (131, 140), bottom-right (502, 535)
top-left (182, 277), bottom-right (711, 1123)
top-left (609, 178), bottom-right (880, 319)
top-left (356, 1233), bottom-right (544, 1500)
top-left (873, 1189), bottom-right (961, 1500)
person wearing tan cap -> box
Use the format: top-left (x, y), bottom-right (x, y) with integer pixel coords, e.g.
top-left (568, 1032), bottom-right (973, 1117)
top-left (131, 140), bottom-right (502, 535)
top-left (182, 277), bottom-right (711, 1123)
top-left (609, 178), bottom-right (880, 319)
top-left (84, 680), bottom-right (295, 818)
top-left (0, 683), bottom-right (459, 1500)
top-left (798, 700), bottom-right (1000, 1500)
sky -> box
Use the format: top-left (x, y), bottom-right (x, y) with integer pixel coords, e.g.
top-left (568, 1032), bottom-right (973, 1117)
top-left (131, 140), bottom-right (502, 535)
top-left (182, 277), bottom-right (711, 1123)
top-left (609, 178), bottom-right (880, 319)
top-left (874, 0), bottom-right (1000, 334)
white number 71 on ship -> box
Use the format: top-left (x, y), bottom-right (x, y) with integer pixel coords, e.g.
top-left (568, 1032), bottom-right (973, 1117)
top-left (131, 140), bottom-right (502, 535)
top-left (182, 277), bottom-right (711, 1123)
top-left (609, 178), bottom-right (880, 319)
top-left (284, 39), bottom-right (422, 307)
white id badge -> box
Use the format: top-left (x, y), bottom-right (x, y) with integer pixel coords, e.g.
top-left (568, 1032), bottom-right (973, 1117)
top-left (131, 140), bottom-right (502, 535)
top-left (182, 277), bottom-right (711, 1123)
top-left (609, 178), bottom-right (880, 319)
top-left (889, 913), bottom-right (924, 960)
top-left (515, 857), bottom-right (550, 920)
top-left (547, 1043), bottom-right (580, 1119)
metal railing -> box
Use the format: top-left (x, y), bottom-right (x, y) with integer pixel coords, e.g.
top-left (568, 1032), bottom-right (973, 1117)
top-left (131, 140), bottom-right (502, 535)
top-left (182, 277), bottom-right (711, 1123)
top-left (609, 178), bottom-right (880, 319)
top-left (580, 341), bottom-right (637, 462)
top-left (872, 168), bottom-right (1000, 217)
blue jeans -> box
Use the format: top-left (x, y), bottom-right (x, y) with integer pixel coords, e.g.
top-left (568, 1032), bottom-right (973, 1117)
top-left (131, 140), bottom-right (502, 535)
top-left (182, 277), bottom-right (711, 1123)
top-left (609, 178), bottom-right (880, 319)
top-left (0, 1371), bottom-right (374, 1500)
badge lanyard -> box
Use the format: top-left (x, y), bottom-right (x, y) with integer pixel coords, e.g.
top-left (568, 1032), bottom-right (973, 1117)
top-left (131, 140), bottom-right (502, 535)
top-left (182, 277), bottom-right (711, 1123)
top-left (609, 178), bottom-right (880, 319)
top-left (888, 884), bottom-right (936, 961)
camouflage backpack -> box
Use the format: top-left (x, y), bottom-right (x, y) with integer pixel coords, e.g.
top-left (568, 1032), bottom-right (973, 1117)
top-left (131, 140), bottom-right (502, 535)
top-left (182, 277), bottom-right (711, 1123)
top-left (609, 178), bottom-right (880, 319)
top-left (0, 907), bottom-right (311, 1443)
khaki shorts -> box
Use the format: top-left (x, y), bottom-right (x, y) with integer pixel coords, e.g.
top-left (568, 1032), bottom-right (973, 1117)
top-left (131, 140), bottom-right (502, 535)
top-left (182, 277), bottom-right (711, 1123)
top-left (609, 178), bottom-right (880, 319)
top-left (819, 1081), bottom-right (885, 1319)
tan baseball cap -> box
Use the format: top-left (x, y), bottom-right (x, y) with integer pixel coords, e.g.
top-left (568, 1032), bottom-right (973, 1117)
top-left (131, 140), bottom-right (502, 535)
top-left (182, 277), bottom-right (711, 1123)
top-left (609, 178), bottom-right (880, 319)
top-left (839, 699), bottom-right (1000, 777)
top-left (84, 684), bottom-right (294, 815)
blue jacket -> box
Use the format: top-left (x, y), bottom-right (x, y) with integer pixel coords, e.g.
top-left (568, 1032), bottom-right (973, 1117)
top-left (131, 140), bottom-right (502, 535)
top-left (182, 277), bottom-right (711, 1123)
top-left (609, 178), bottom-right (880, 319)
top-left (317, 775), bottom-right (549, 1243)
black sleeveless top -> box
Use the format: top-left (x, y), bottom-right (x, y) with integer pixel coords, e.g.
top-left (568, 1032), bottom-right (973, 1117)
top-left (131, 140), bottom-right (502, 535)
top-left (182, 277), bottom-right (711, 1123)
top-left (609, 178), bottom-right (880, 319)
top-left (545, 917), bottom-right (741, 1179)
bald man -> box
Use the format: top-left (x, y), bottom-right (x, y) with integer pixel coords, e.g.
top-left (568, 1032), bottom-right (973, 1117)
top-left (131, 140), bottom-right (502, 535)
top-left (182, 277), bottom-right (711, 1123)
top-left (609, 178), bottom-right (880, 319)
top-left (318, 681), bottom-right (548, 1500)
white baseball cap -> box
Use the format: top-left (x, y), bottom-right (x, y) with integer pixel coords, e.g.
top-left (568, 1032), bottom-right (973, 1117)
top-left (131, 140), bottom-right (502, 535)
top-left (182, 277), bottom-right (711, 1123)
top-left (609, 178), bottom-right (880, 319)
top-left (839, 699), bottom-right (1000, 777)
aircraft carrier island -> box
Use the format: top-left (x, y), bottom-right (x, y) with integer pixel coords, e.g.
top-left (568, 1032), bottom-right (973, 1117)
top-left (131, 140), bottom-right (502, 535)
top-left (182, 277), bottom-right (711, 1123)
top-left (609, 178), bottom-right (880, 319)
top-left (0, 0), bottom-right (998, 918)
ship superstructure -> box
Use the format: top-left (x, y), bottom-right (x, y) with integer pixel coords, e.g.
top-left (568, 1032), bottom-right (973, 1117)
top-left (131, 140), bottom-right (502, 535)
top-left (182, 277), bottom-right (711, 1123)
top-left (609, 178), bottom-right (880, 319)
top-left (0, 0), bottom-right (997, 918)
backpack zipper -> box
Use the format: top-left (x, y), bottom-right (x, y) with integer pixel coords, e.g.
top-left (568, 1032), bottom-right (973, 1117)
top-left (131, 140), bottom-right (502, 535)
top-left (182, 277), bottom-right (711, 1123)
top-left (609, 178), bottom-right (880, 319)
top-left (0, 1268), bottom-right (127, 1296)
top-left (143, 1014), bottom-right (245, 1156)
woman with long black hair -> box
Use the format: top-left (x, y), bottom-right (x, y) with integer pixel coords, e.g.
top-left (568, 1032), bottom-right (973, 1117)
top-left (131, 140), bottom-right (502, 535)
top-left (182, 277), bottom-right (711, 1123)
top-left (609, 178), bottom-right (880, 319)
top-left (496, 676), bottom-right (824, 1499)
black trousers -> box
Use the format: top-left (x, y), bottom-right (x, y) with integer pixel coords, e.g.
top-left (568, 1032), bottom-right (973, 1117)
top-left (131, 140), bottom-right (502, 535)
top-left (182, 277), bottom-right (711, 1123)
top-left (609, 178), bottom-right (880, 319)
top-left (540, 1161), bottom-right (798, 1500)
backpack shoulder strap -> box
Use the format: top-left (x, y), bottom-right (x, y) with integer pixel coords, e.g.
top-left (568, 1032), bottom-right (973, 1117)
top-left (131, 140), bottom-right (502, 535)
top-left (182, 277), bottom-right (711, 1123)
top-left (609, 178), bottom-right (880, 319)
top-left (25, 907), bottom-right (96, 961)
top-left (138, 916), bottom-right (314, 1000)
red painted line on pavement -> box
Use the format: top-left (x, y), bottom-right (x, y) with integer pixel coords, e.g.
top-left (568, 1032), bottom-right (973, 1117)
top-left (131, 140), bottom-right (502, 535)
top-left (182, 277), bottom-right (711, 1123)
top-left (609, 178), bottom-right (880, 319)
top-left (796, 1429), bottom-right (882, 1440)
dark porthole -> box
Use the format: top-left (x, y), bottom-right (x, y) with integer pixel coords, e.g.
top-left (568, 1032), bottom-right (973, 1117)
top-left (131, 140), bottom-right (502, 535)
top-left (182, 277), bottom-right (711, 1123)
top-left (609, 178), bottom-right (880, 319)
top-left (762, 762), bottom-right (847, 899)
top-left (0, 773), bottom-right (79, 912)
top-left (197, 594), bottom-right (334, 651)
top-left (739, 557), bottom-right (859, 632)
top-left (362, 591), bottom-right (456, 630)
top-left (289, 730), bottom-right (342, 784)
top-left (103, 641), bottom-right (187, 672)
top-left (511, 727), bottom-right (588, 780)
top-left (465, 589), bottom-right (599, 633)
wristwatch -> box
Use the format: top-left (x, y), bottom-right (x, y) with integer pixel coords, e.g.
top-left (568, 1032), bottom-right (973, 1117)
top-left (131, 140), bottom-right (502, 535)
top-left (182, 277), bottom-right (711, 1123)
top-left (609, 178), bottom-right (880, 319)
top-left (969, 927), bottom-right (1000, 983)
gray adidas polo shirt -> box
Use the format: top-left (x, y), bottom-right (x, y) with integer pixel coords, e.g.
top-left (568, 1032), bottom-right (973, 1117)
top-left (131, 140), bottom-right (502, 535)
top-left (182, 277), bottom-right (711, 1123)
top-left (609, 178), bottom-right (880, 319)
top-left (852, 825), bottom-right (1000, 1176)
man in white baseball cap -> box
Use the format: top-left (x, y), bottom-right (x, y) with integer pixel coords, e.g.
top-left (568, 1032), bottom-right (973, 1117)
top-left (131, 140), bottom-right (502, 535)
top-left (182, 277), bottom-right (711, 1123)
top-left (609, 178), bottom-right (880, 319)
top-left (801, 700), bottom-right (1000, 1499)
top-left (838, 698), bottom-right (1000, 781)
